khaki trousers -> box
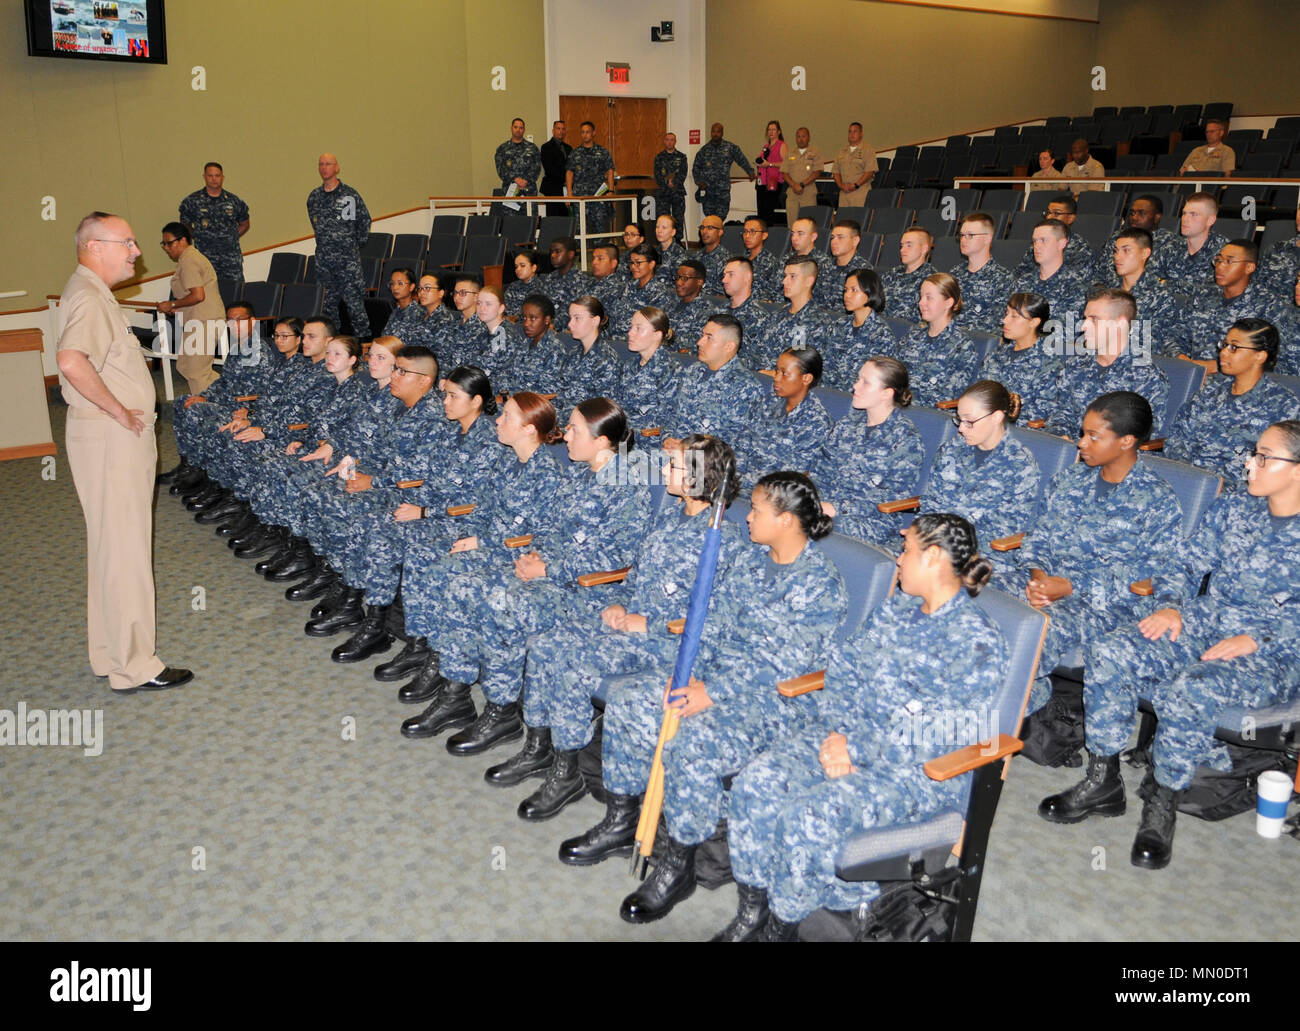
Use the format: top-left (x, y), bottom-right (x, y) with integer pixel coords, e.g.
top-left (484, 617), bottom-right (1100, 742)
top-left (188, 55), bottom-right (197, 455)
top-left (65, 408), bottom-right (166, 690)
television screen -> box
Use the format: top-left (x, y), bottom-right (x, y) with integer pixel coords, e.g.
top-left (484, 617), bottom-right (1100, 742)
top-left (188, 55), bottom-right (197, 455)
top-left (26, 0), bottom-right (167, 64)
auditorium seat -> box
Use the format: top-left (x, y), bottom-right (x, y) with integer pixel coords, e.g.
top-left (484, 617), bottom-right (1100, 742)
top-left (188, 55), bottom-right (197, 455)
top-left (1007, 426), bottom-right (1078, 515)
top-left (1151, 356), bottom-right (1206, 438)
top-left (426, 234), bottom-right (467, 272)
top-left (240, 281), bottom-right (282, 320)
top-left (1076, 192), bottom-right (1126, 218)
top-left (465, 215), bottom-right (501, 237)
top-left (855, 231), bottom-right (882, 266)
top-left (834, 206), bottom-right (868, 229)
top-left (721, 225), bottom-right (745, 256)
top-left (391, 234), bottom-right (428, 262)
top-left (1072, 214), bottom-right (1121, 254)
top-left (900, 188), bottom-right (940, 211)
top-left (1260, 220), bottom-right (1297, 254)
top-left (1114, 153), bottom-right (1153, 174)
top-left (460, 235), bottom-right (507, 277)
top-left (360, 232), bottom-right (393, 261)
top-left (930, 237), bottom-right (960, 271)
top-left (940, 187), bottom-right (983, 213)
top-left (869, 208), bottom-right (915, 237)
top-left (802, 206), bottom-right (834, 234)
top-left (764, 226), bottom-right (790, 256)
top-left (978, 190), bottom-right (1023, 215)
top-left (279, 283), bottom-right (324, 320)
top-left (864, 188), bottom-right (901, 210)
top-left (913, 209), bottom-right (955, 239)
top-left (990, 239), bottom-right (1026, 269)
top-left (1213, 217), bottom-right (1256, 242)
top-left (813, 387), bottom-right (853, 423)
top-left (431, 214), bottom-right (465, 237)
top-left (1007, 211), bottom-right (1041, 239)
top-left (501, 214), bottom-right (539, 248)
top-left (266, 252), bottom-right (305, 286)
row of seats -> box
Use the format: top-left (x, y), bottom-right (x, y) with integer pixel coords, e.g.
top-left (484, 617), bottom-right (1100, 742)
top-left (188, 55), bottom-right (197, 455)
top-left (359, 216), bottom-right (578, 264)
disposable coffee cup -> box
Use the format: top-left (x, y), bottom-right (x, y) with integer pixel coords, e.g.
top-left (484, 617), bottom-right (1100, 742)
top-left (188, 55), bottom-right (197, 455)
top-left (1256, 770), bottom-right (1293, 838)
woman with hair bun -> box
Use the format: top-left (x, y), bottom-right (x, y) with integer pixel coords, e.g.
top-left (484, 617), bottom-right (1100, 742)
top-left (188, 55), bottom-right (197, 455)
top-left (401, 397), bottom-right (651, 752)
top-left (892, 272), bottom-right (981, 406)
top-left (980, 291), bottom-right (1065, 426)
top-left (614, 305), bottom-right (685, 432)
top-left (602, 471), bottom-right (849, 924)
top-left (717, 512), bottom-right (1009, 941)
top-left (560, 296), bottom-right (623, 417)
top-left (917, 379), bottom-right (1041, 576)
top-left (737, 345), bottom-right (833, 489)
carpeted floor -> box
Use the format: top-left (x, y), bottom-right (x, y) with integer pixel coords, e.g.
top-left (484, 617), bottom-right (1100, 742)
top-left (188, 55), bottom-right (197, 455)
top-left (2, 385), bottom-right (1297, 941)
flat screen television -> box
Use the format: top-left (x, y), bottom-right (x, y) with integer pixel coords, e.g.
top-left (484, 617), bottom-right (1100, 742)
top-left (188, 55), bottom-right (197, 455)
top-left (25, 0), bottom-right (167, 64)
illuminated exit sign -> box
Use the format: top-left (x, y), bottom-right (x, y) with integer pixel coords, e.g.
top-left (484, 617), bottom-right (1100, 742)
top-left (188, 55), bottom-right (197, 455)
top-left (606, 62), bottom-right (630, 84)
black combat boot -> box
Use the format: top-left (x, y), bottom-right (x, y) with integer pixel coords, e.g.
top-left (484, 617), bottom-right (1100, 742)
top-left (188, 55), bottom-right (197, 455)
top-left (157, 456), bottom-right (191, 484)
top-left (233, 525), bottom-right (286, 559)
top-left (285, 559), bottom-right (337, 602)
top-left (711, 883), bottom-right (771, 942)
top-left (267, 540), bottom-right (317, 582)
top-left (304, 588), bottom-right (364, 637)
top-left (1131, 781), bottom-right (1178, 870)
top-left (558, 793), bottom-right (641, 866)
top-left (186, 483), bottom-right (230, 512)
top-left (396, 651), bottom-right (442, 703)
top-left (255, 536), bottom-right (300, 576)
top-left (1037, 751), bottom-right (1126, 823)
top-left (400, 679), bottom-right (476, 738)
top-left (170, 465), bottom-right (207, 494)
top-left (757, 913), bottom-right (800, 942)
top-left (445, 701), bottom-right (523, 756)
top-left (374, 637), bottom-right (430, 682)
top-left (484, 727), bottom-right (555, 787)
top-left (619, 835), bottom-right (696, 924)
top-left (214, 503), bottom-right (257, 538)
top-left (516, 748), bottom-right (587, 820)
top-left (196, 494), bottom-right (246, 525)
top-left (331, 605), bottom-right (394, 662)
top-left (309, 571), bottom-right (347, 618)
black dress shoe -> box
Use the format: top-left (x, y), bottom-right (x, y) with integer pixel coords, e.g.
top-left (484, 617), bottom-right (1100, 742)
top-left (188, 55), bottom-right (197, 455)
top-left (157, 458), bottom-right (191, 484)
top-left (558, 794), bottom-right (641, 866)
top-left (400, 680), bottom-right (476, 739)
top-left (196, 497), bottom-right (246, 525)
top-left (286, 563), bottom-right (336, 602)
top-left (309, 574), bottom-right (346, 618)
top-left (305, 588), bottom-right (364, 637)
top-left (446, 700), bottom-right (523, 756)
top-left (374, 637), bottom-right (430, 682)
top-left (396, 652), bottom-right (443, 703)
top-left (1131, 783), bottom-right (1178, 870)
top-left (485, 727), bottom-right (555, 787)
top-left (1038, 751), bottom-right (1126, 824)
top-left (114, 666), bottom-right (194, 695)
top-left (516, 748), bottom-right (586, 819)
top-left (255, 539), bottom-right (298, 576)
top-left (214, 505), bottom-right (257, 538)
top-left (331, 605), bottom-right (394, 662)
top-left (170, 467), bottom-right (207, 494)
top-left (711, 884), bottom-right (770, 942)
top-left (619, 835), bottom-right (696, 924)
top-left (186, 485), bottom-right (231, 512)
top-left (234, 526), bottom-right (286, 559)
top-left (267, 543), bottom-right (317, 583)
top-left (229, 521), bottom-right (266, 549)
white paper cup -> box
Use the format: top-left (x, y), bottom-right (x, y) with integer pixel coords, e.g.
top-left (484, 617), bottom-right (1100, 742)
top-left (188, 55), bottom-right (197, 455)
top-left (1256, 770), bottom-right (1294, 838)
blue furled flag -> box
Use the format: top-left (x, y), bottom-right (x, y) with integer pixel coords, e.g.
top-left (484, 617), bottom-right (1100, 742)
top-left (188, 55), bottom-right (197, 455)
top-left (666, 478), bottom-right (728, 703)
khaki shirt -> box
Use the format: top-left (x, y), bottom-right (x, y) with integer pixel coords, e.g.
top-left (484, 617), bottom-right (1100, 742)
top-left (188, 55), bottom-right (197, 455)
top-left (832, 144), bottom-right (878, 190)
top-left (1029, 166), bottom-right (1067, 192)
top-left (1061, 156), bottom-right (1106, 192)
top-left (57, 264), bottom-right (156, 414)
top-left (172, 245), bottom-right (226, 327)
top-left (781, 145), bottom-right (824, 187)
top-left (1182, 143), bottom-right (1236, 174)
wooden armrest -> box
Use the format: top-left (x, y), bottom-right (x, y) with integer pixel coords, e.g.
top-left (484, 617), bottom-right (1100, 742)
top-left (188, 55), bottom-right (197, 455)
top-left (924, 734), bottom-right (1023, 781)
top-left (1130, 579), bottom-right (1154, 596)
top-left (439, 262), bottom-right (463, 270)
top-left (936, 399), bottom-right (958, 410)
top-left (538, 393), bottom-right (557, 401)
top-left (777, 671), bottom-right (826, 697)
top-left (1026, 419), bottom-right (1046, 430)
top-left (877, 496), bottom-right (921, 514)
top-left (666, 618), bottom-right (685, 635)
top-left (758, 369), bottom-right (775, 378)
top-left (235, 394), bottom-right (259, 402)
top-left (505, 533), bottom-right (534, 548)
top-left (287, 423), bottom-right (309, 431)
top-left (1138, 438), bottom-right (1165, 451)
top-left (990, 532), bottom-right (1025, 552)
top-left (396, 478), bottom-right (424, 489)
top-left (445, 503), bottom-right (476, 516)
top-left (576, 566), bottom-right (631, 587)
top-left (640, 427), bottom-right (662, 438)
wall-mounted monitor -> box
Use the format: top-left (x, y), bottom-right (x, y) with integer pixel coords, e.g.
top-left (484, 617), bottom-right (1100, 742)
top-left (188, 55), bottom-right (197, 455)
top-left (25, 0), bottom-right (167, 65)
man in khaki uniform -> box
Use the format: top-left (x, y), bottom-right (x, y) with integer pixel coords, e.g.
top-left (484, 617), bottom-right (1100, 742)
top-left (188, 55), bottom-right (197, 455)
top-left (831, 122), bottom-right (878, 207)
top-left (781, 127), bottom-right (824, 226)
top-left (1061, 138), bottom-right (1106, 194)
top-left (157, 221), bottom-right (224, 396)
top-left (1180, 118), bottom-right (1236, 174)
top-left (56, 212), bottom-right (192, 694)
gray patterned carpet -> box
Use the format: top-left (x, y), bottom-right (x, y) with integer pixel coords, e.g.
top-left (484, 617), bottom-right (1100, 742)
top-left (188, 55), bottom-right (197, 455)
top-left (2, 387), bottom-right (1297, 941)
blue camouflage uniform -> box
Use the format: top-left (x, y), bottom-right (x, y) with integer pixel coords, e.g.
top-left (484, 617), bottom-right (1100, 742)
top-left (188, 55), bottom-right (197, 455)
top-left (178, 187), bottom-right (249, 283)
top-left (979, 341), bottom-right (1066, 428)
top-left (698, 246), bottom-right (731, 295)
top-left (567, 144), bottom-right (616, 234)
top-left (654, 149), bottom-right (688, 228)
top-left (540, 267), bottom-right (594, 334)
top-left (749, 304), bottom-right (834, 373)
top-left (422, 453), bottom-right (653, 702)
top-left (459, 319), bottom-right (529, 385)
top-left (495, 138), bottom-right (542, 195)
top-left (521, 500), bottom-right (749, 750)
top-left (950, 260), bottom-right (1014, 334)
top-left (727, 589), bottom-right (1007, 922)
top-left (821, 313), bottom-right (898, 391)
top-left (891, 322), bottom-right (982, 406)
top-left (589, 273), bottom-right (630, 326)
top-left (306, 181), bottom-right (372, 339)
top-left (497, 330), bottom-right (569, 397)
top-left (788, 250), bottom-right (838, 310)
top-left (1180, 282), bottom-right (1288, 360)
top-left (1155, 231), bottom-right (1229, 296)
top-left (662, 357), bottom-right (768, 443)
top-left (737, 393), bottom-right (833, 487)
top-left (1048, 347), bottom-right (1170, 438)
top-left (812, 407), bottom-right (923, 546)
top-left (1276, 307), bottom-right (1300, 376)
top-left (555, 335), bottom-right (623, 419)
top-left (601, 540), bottom-right (847, 824)
top-left (172, 338), bottom-right (279, 466)
top-left (1163, 375), bottom-right (1299, 490)
top-left (654, 242), bottom-right (689, 286)
top-left (1257, 235), bottom-right (1300, 299)
top-left (1011, 264), bottom-right (1088, 327)
top-left (194, 350), bottom-right (304, 481)
top-left (917, 432), bottom-right (1041, 580)
top-left (1013, 233), bottom-right (1095, 280)
top-left (691, 139), bottom-right (755, 221)
top-left (1012, 460), bottom-right (1184, 709)
top-left (671, 294), bottom-right (725, 352)
top-left (749, 250), bottom-right (785, 303)
top-left (880, 262), bottom-right (935, 319)
top-left (612, 277), bottom-right (676, 334)
top-left (382, 302), bottom-right (430, 346)
top-left (727, 295), bottom-right (776, 351)
top-left (1085, 492), bottom-right (1300, 789)
top-left (613, 345), bottom-right (684, 432)
top-left (505, 277), bottom-right (544, 315)
top-left (1092, 266), bottom-right (1190, 357)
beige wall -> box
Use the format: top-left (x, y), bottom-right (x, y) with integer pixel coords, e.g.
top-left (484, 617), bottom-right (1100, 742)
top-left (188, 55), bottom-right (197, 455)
top-left (0, 0), bottom-right (545, 313)
top-left (1094, 0), bottom-right (1300, 115)
top-left (705, 0), bottom-right (1096, 158)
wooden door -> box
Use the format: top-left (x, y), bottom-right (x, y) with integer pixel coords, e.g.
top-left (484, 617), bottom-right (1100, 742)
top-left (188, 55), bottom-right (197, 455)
top-left (558, 95), bottom-right (667, 181)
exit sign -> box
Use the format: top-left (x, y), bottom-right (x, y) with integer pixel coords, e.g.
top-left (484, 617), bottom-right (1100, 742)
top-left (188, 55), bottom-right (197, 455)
top-left (606, 62), bottom-right (629, 84)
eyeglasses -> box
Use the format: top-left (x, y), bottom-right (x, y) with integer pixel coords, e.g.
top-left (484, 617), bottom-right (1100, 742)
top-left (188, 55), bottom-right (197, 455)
top-left (951, 410), bottom-right (997, 430)
top-left (629, 258), bottom-right (651, 266)
top-left (392, 366), bottom-right (429, 378)
top-left (1212, 256), bottom-right (1252, 267)
top-left (957, 232), bottom-right (991, 240)
top-left (675, 273), bottom-right (701, 281)
top-left (1220, 341), bottom-right (1265, 354)
top-left (453, 289), bottom-right (479, 297)
top-left (160, 238), bottom-right (180, 248)
top-left (272, 332), bottom-right (299, 340)
top-left (417, 285), bottom-right (440, 292)
top-left (91, 238), bottom-right (138, 249)
top-left (1247, 451), bottom-right (1300, 466)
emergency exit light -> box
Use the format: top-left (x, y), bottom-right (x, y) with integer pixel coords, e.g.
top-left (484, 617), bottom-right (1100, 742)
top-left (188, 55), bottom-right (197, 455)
top-left (606, 62), bottom-right (629, 84)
